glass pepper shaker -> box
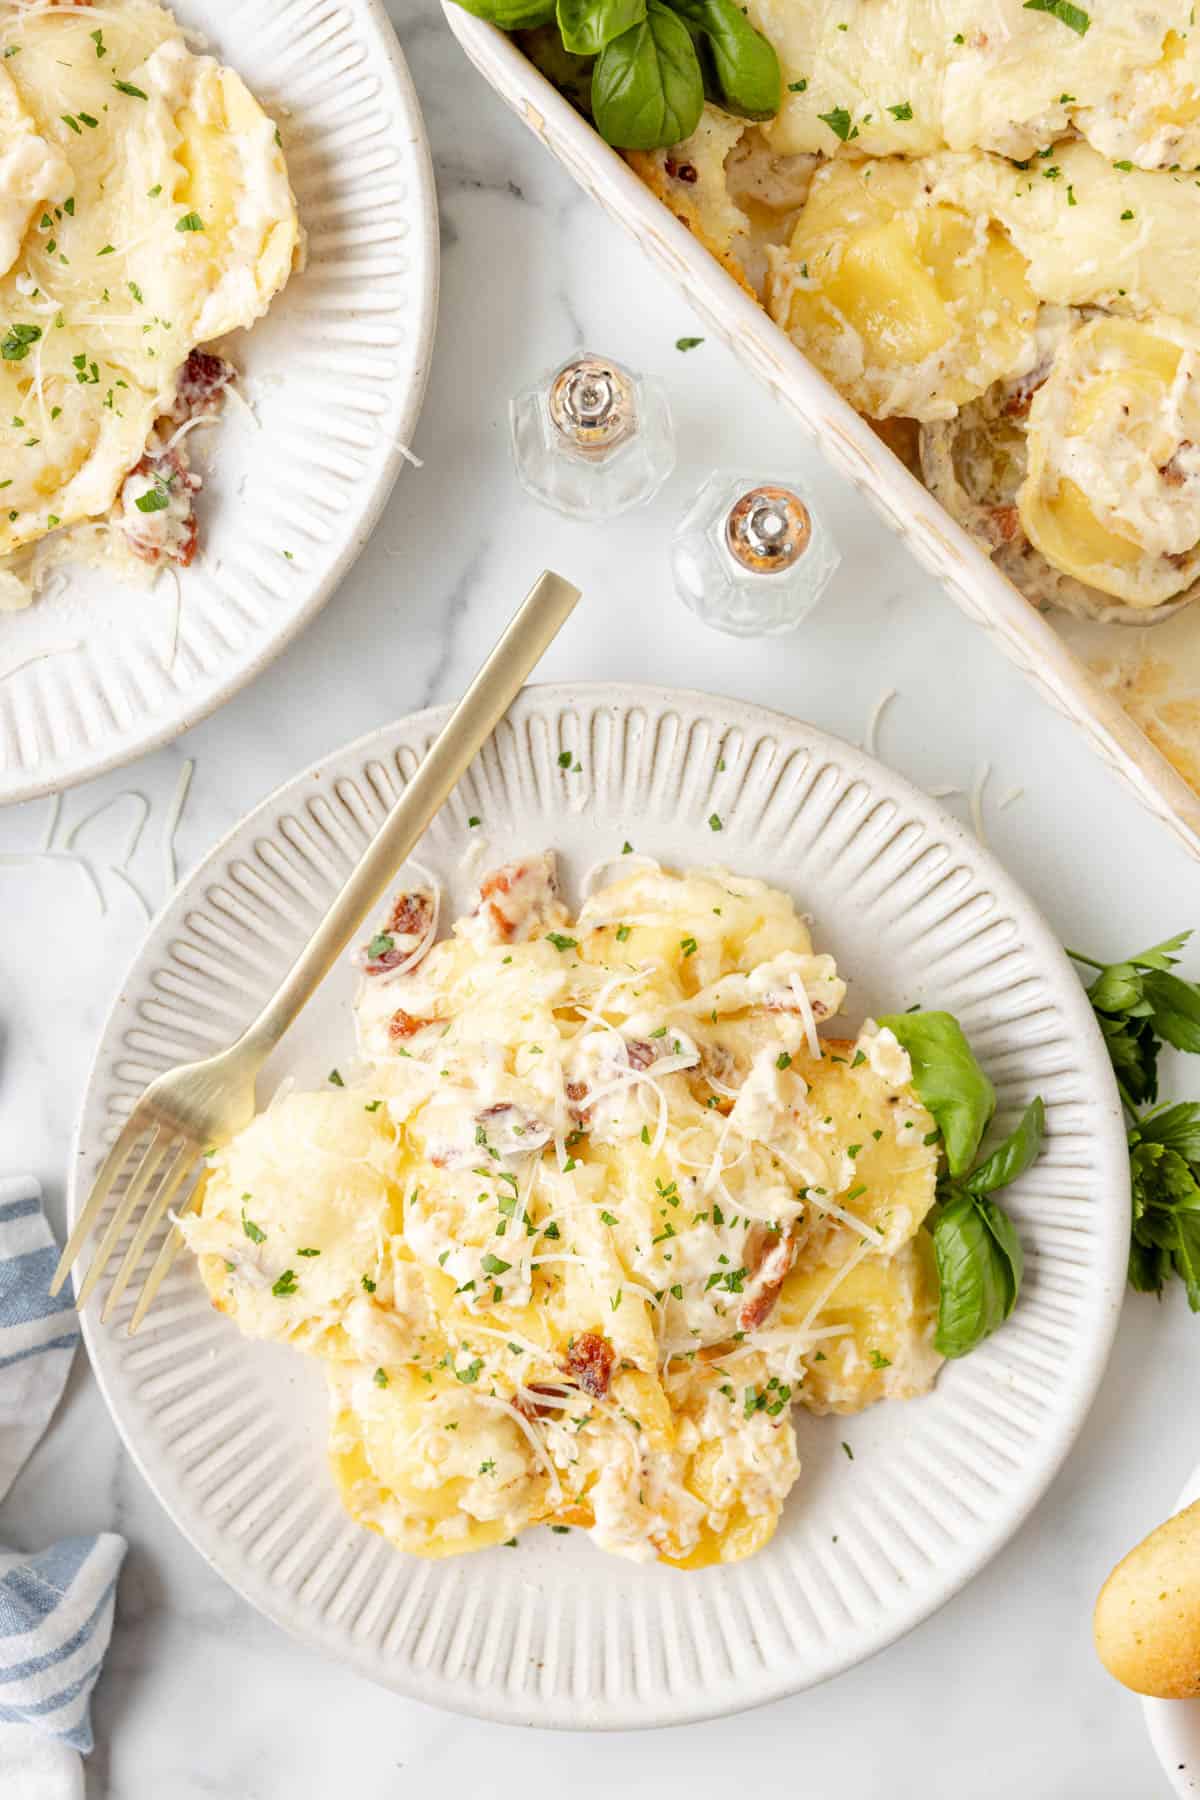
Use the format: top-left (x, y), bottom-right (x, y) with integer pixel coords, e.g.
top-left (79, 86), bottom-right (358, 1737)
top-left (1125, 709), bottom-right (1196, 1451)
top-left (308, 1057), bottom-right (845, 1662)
top-left (671, 470), bottom-right (840, 637)
top-left (510, 351), bottom-right (675, 520)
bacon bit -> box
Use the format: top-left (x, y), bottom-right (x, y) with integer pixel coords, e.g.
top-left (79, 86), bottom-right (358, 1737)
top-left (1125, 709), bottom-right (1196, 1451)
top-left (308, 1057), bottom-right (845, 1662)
top-left (364, 889), bottom-right (433, 974)
top-left (1161, 442), bottom-right (1194, 488)
top-left (562, 1331), bottom-right (615, 1399)
top-left (985, 505), bottom-right (1023, 548)
top-left (565, 1078), bottom-right (591, 1125)
top-left (664, 158), bottom-right (698, 184)
top-left (624, 1038), bottom-right (656, 1071)
top-left (170, 348), bottom-right (234, 424)
top-left (475, 854), bottom-right (561, 944)
top-left (389, 1008), bottom-right (434, 1041)
top-left (119, 448), bottom-right (200, 568)
top-left (475, 1102), bottom-right (553, 1156)
top-left (1000, 360), bottom-right (1051, 421)
top-left (739, 1226), bottom-right (796, 1332)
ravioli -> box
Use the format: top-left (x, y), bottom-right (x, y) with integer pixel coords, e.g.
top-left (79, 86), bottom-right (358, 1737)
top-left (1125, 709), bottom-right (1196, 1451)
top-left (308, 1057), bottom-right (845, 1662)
top-left (1019, 315), bottom-right (1200, 607)
top-left (0, 0), bottom-right (298, 590)
top-left (183, 858), bottom-right (943, 1569)
top-left (766, 156), bottom-right (1038, 421)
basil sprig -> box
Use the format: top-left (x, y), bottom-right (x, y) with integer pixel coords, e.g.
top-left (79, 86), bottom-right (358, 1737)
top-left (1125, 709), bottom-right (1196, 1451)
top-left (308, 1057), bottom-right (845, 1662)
top-left (452, 0), bottom-right (780, 149)
top-left (879, 1012), bottom-right (1045, 1359)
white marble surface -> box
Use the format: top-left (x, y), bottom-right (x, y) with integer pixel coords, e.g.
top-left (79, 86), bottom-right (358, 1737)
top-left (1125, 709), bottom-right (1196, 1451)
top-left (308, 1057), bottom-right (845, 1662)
top-left (2, 2), bottom-right (1198, 1792)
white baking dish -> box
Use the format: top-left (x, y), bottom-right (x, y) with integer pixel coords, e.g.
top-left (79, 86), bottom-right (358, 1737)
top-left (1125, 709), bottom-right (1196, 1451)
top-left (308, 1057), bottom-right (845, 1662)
top-left (442, 4), bottom-right (1200, 862)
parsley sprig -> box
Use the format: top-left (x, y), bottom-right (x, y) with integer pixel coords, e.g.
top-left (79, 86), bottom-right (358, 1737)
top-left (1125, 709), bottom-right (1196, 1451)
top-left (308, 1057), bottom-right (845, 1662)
top-left (1070, 932), bottom-right (1200, 1305)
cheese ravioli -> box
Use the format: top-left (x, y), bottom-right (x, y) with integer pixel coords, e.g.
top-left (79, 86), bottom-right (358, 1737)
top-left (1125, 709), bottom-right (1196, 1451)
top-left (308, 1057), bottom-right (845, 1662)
top-left (182, 856), bottom-right (943, 1568)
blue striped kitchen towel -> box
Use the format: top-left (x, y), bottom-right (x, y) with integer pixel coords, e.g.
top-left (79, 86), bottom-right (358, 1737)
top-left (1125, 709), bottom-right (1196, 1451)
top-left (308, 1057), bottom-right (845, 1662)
top-left (0, 1175), bottom-right (127, 1792)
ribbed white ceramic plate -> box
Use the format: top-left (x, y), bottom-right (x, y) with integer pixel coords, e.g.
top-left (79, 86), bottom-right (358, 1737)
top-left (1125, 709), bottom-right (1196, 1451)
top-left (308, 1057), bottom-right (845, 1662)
top-left (0, 0), bottom-right (438, 805)
top-left (73, 685), bottom-right (1129, 1727)
top-left (1144, 1465), bottom-right (1200, 1795)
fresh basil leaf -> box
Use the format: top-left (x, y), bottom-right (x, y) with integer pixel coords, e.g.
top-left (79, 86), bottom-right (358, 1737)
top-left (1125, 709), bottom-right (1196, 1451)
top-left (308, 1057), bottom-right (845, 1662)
top-left (1134, 1102), bottom-right (1200, 1164)
top-left (876, 1010), bottom-right (995, 1176)
top-left (1143, 969), bottom-right (1200, 1056)
top-left (592, 2), bottom-right (705, 149)
top-left (930, 1193), bottom-right (1015, 1358)
top-left (666, 0), bottom-right (781, 119)
top-left (450, 0), bottom-right (557, 28)
top-left (974, 1196), bottom-right (1023, 1316)
top-left (965, 1097), bottom-right (1045, 1195)
top-left (558, 0), bottom-right (645, 55)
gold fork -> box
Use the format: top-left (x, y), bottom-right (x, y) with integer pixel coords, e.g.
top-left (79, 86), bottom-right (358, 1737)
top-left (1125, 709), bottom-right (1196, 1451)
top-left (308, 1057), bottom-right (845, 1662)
top-left (52, 569), bottom-right (581, 1333)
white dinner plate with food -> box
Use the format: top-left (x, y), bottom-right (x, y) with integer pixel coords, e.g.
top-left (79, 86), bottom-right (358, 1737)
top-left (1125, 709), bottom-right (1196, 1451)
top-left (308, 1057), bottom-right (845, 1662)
top-left (0, 0), bottom-right (437, 804)
top-left (1144, 1464), bottom-right (1200, 1795)
top-left (71, 684), bottom-right (1129, 1727)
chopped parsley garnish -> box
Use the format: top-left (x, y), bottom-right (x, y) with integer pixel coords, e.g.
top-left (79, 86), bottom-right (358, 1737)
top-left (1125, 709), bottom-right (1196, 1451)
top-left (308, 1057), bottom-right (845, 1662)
top-left (467, 815), bottom-right (481, 828)
top-left (557, 749), bottom-right (572, 767)
top-left (296, 1247), bottom-right (320, 1257)
top-left (175, 211), bottom-right (205, 233)
top-left (114, 80), bottom-right (149, 98)
top-left (787, 77), bottom-right (807, 91)
top-left (842, 1440), bottom-right (854, 1459)
top-left (374, 1367), bottom-right (389, 1387)
top-left (361, 1274), bottom-right (377, 1293)
top-left (887, 101), bottom-right (913, 120)
top-left (134, 484), bottom-right (170, 514)
top-left (708, 812), bottom-right (723, 831)
top-left (817, 106), bottom-right (856, 142)
top-left (328, 1068), bottom-right (344, 1086)
top-left (272, 1269), bottom-right (297, 1297)
top-left (367, 932), bottom-right (394, 958)
top-left (455, 1357), bottom-right (483, 1384)
top-left (545, 932), bottom-right (578, 953)
top-left (675, 336), bottom-right (704, 351)
top-left (776, 1052), bottom-right (792, 1070)
top-left (616, 923), bottom-right (631, 942)
top-left (241, 1207), bottom-right (266, 1244)
top-left (680, 936), bottom-right (698, 957)
top-left (1, 324), bottom-right (41, 363)
top-left (481, 1253), bottom-right (511, 1275)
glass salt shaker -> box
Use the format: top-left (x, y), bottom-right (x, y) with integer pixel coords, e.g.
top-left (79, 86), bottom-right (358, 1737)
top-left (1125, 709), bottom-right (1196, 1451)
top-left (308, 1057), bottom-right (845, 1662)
top-left (509, 351), bottom-right (675, 520)
top-left (671, 470), bottom-right (840, 637)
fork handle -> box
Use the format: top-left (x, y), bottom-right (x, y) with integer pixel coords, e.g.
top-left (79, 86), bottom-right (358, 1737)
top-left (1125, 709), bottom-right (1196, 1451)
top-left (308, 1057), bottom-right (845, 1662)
top-left (241, 570), bottom-right (581, 1057)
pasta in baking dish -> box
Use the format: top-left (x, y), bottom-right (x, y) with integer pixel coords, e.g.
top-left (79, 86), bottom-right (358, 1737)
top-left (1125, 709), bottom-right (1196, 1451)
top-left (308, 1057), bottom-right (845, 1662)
top-left (182, 853), bottom-right (946, 1567)
top-left (0, 0), bottom-right (299, 608)
top-left (521, 0), bottom-right (1200, 622)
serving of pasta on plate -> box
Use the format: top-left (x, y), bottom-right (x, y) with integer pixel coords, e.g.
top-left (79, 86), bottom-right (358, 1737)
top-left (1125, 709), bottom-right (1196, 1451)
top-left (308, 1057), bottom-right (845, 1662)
top-left (179, 849), bottom-right (1031, 1568)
